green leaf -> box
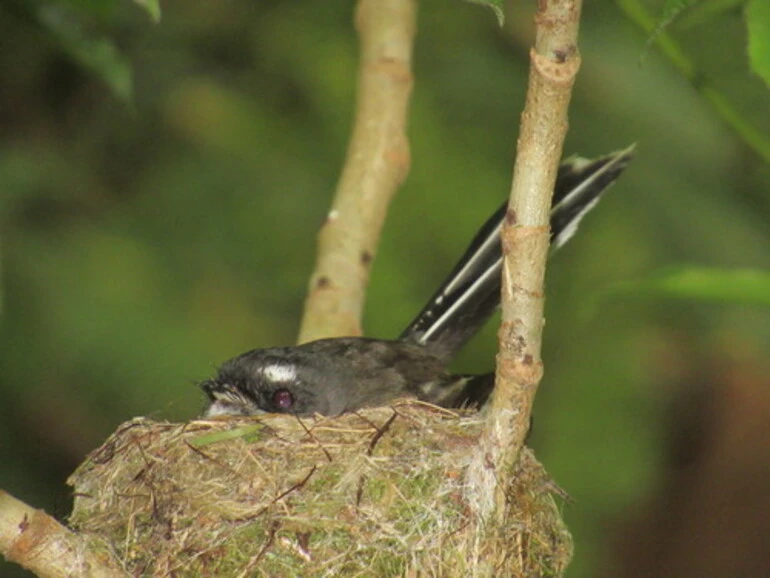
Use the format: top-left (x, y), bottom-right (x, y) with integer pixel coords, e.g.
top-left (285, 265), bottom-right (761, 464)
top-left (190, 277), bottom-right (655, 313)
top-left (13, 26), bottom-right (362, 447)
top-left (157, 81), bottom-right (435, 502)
top-left (37, 5), bottom-right (133, 103)
top-left (599, 267), bottom-right (770, 307)
top-left (462, 0), bottom-right (505, 26)
top-left (133, 0), bottom-right (161, 23)
top-left (746, 0), bottom-right (770, 88)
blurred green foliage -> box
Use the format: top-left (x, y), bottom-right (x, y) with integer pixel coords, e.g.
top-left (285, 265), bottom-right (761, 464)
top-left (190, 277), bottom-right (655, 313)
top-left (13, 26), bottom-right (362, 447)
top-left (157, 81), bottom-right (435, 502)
top-left (746, 0), bottom-right (770, 88)
top-left (0, 0), bottom-right (768, 577)
top-left (598, 267), bottom-right (770, 306)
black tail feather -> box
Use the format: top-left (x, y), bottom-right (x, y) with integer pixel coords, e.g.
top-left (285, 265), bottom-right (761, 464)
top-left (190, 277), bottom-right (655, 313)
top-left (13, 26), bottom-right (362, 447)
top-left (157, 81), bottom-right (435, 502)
top-left (400, 146), bottom-right (635, 362)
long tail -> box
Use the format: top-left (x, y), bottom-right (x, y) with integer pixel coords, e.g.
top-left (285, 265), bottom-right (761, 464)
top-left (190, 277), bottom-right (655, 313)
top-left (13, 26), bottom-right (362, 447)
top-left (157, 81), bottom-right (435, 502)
top-left (400, 146), bottom-right (635, 363)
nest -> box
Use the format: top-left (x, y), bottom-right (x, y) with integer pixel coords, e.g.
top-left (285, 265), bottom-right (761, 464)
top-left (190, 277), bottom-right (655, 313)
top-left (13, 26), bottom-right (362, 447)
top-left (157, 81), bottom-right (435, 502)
top-left (68, 400), bottom-right (572, 577)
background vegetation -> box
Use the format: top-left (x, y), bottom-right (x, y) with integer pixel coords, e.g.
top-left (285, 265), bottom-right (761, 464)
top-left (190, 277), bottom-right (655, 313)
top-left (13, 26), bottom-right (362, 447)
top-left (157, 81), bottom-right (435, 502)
top-left (1, 0), bottom-right (768, 576)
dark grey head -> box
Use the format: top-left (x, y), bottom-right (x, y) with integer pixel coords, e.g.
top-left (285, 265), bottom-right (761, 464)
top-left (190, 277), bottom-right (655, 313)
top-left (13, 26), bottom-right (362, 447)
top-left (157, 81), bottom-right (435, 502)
top-left (201, 346), bottom-right (331, 417)
top-left (200, 337), bottom-right (453, 418)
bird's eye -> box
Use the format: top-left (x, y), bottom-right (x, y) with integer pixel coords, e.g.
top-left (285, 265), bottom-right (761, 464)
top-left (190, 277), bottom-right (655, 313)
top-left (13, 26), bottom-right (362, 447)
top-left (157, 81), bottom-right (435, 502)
top-left (272, 388), bottom-right (294, 410)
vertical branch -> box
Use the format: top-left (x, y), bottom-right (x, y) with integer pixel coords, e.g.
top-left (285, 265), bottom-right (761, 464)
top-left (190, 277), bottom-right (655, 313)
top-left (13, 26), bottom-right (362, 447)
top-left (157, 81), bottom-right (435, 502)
top-left (467, 0), bottom-right (583, 522)
top-left (297, 0), bottom-right (416, 344)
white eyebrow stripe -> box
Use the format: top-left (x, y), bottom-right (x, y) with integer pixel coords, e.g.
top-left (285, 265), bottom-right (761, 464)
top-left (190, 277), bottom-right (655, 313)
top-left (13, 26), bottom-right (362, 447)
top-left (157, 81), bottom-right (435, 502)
top-left (261, 364), bottom-right (297, 382)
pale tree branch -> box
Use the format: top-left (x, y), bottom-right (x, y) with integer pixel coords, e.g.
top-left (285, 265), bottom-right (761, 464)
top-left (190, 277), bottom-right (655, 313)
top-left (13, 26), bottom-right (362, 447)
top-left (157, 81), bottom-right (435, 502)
top-left (0, 490), bottom-right (128, 578)
top-left (297, 0), bottom-right (416, 343)
top-left (466, 0), bottom-right (584, 523)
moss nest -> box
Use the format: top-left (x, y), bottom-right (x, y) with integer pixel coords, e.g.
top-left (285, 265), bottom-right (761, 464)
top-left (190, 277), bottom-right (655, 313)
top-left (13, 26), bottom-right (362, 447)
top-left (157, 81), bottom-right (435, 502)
top-left (68, 400), bottom-right (572, 577)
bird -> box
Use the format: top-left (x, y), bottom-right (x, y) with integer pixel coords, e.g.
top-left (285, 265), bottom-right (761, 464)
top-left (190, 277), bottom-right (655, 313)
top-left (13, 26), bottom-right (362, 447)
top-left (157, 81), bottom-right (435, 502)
top-left (200, 146), bottom-right (634, 417)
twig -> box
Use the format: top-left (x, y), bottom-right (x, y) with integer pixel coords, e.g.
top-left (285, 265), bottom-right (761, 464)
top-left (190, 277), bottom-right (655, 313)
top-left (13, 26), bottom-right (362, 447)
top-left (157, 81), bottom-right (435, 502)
top-left (236, 520), bottom-right (280, 578)
top-left (467, 0), bottom-right (584, 523)
top-left (297, 0), bottom-right (416, 343)
top-left (0, 489), bottom-right (129, 578)
top-left (366, 410), bottom-right (398, 456)
top-left (614, 0), bottom-right (770, 164)
top-left (294, 415), bottom-right (333, 463)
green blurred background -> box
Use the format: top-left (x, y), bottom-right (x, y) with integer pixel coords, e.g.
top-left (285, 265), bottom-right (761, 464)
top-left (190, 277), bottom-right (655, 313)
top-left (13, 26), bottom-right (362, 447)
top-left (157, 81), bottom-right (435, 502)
top-left (1, 0), bottom-right (769, 576)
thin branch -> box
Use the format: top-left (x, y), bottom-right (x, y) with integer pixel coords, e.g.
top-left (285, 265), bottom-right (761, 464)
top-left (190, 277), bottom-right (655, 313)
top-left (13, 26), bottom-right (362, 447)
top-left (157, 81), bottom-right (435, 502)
top-left (297, 0), bottom-right (416, 343)
top-left (0, 490), bottom-right (128, 578)
top-left (466, 0), bottom-right (584, 522)
top-left (615, 0), bottom-right (770, 164)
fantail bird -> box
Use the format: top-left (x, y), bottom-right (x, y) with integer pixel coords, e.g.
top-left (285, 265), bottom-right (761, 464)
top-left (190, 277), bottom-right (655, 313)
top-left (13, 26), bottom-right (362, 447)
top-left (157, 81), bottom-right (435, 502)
top-left (201, 147), bottom-right (634, 417)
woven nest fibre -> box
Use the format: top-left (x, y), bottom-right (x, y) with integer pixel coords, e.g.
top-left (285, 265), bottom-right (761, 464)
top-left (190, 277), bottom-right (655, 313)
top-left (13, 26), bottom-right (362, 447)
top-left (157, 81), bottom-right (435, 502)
top-left (68, 400), bottom-right (572, 577)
